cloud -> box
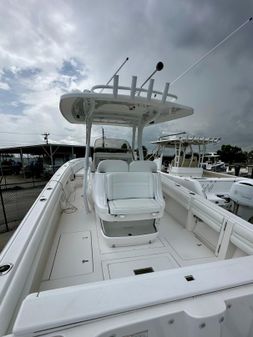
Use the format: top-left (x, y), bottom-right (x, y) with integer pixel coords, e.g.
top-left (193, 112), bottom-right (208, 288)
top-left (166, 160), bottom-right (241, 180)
top-left (0, 0), bottom-right (252, 151)
top-left (0, 82), bottom-right (10, 90)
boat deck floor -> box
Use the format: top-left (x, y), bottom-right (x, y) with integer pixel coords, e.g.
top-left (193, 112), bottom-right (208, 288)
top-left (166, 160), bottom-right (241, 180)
top-left (39, 186), bottom-right (218, 291)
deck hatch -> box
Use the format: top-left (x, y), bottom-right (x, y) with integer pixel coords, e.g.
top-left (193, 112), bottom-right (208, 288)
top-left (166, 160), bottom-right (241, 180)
top-left (107, 255), bottom-right (177, 279)
top-left (50, 231), bottom-right (93, 280)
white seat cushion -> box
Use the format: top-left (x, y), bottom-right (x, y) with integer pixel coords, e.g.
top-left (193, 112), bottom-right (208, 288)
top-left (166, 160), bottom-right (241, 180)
top-left (109, 198), bottom-right (161, 215)
top-left (93, 170), bottom-right (165, 222)
top-left (106, 172), bottom-right (154, 200)
top-left (129, 160), bottom-right (157, 172)
top-left (97, 160), bottom-right (128, 173)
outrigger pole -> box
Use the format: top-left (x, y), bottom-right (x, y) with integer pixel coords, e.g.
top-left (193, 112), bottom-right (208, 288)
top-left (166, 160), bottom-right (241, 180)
top-left (100, 57), bottom-right (129, 93)
top-left (170, 17), bottom-right (253, 86)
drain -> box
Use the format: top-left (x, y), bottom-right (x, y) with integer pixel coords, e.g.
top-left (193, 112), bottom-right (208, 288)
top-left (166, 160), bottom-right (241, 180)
top-left (185, 275), bottom-right (195, 282)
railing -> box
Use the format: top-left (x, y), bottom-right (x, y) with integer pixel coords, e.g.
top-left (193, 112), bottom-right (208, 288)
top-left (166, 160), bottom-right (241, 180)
top-left (0, 179), bottom-right (47, 233)
top-left (91, 75), bottom-right (178, 102)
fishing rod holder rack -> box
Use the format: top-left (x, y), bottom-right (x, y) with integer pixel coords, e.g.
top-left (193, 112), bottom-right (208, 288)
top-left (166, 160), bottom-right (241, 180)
top-left (91, 75), bottom-right (178, 103)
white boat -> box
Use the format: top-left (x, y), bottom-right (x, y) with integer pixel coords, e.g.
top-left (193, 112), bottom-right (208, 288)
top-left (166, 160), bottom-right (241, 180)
top-left (152, 134), bottom-right (253, 223)
top-left (201, 152), bottom-right (226, 172)
top-left (2, 75), bottom-right (253, 337)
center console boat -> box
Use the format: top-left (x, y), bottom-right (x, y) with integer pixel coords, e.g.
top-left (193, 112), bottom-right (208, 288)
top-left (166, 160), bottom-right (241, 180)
top-left (1, 76), bottom-right (253, 337)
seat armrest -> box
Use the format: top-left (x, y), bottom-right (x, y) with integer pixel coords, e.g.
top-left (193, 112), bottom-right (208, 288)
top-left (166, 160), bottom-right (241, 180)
top-left (93, 173), bottom-right (108, 215)
top-left (154, 173), bottom-right (165, 211)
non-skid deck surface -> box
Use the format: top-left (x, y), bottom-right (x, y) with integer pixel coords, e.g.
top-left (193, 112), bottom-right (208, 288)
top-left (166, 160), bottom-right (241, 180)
top-left (39, 186), bottom-right (217, 291)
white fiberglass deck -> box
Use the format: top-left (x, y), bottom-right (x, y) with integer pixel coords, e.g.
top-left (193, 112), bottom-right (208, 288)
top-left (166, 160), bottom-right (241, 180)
top-left (40, 185), bottom-right (217, 291)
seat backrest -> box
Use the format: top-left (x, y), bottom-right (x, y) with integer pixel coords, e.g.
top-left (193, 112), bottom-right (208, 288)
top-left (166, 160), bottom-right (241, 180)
top-left (97, 160), bottom-right (128, 173)
top-left (129, 160), bottom-right (157, 173)
top-left (106, 172), bottom-right (154, 200)
top-left (230, 221), bottom-right (253, 255)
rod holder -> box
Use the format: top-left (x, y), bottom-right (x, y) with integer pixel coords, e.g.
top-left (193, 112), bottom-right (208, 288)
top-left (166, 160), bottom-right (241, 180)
top-left (147, 79), bottom-right (154, 101)
top-left (113, 75), bottom-right (119, 98)
top-left (161, 82), bottom-right (170, 103)
top-left (130, 76), bottom-right (137, 98)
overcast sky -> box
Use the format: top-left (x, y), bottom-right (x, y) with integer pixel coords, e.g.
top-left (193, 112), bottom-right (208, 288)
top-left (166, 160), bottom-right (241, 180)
top-left (0, 0), bottom-right (252, 151)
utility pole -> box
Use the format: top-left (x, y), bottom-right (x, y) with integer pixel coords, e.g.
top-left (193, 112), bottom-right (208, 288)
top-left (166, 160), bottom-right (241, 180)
top-left (42, 133), bottom-right (50, 144)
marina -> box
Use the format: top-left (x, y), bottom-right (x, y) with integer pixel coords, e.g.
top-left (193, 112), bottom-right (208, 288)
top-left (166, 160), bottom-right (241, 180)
top-left (152, 134), bottom-right (253, 223)
top-left (0, 3), bottom-right (253, 336)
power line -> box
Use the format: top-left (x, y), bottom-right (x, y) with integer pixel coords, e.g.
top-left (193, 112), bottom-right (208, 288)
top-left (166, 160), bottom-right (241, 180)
top-left (0, 131), bottom-right (85, 140)
top-left (0, 140), bottom-right (85, 147)
top-left (0, 131), bottom-right (39, 135)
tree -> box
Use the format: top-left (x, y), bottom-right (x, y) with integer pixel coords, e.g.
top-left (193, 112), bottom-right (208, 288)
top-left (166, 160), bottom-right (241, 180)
top-left (248, 150), bottom-right (253, 164)
top-left (217, 145), bottom-right (247, 164)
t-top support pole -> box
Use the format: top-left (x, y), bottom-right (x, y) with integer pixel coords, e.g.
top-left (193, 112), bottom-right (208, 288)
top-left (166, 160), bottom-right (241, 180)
top-left (137, 124), bottom-right (144, 160)
top-left (83, 100), bottom-right (95, 213)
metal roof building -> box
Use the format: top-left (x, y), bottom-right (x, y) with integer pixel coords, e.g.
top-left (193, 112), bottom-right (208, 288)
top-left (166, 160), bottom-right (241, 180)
top-left (0, 143), bottom-right (92, 177)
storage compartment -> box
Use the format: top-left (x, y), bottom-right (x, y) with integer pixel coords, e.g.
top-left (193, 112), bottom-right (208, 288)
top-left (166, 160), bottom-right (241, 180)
top-left (102, 219), bottom-right (157, 237)
top-left (107, 255), bottom-right (178, 279)
top-left (49, 231), bottom-right (93, 280)
top-left (100, 219), bottom-right (159, 247)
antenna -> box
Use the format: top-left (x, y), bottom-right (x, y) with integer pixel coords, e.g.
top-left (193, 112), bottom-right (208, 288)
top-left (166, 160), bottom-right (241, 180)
top-left (170, 17), bottom-right (253, 86)
top-left (100, 57), bottom-right (129, 93)
top-left (137, 62), bottom-right (164, 96)
top-left (160, 132), bottom-right (186, 139)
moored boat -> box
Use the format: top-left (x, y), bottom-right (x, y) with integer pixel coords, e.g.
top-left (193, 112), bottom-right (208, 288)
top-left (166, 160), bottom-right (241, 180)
top-left (152, 134), bottom-right (253, 223)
